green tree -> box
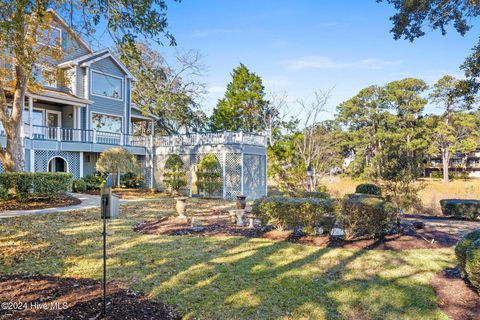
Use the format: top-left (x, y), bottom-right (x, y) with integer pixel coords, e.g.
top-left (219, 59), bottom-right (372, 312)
top-left (0, 1), bottom-right (177, 171)
top-left (380, 0), bottom-right (480, 91)
top-left (336, 85), bottom-right (389, 178)
top-left (210, 63), bottom-right (269, 132)
top-left (195, 154), bottom-right (222, 197)
top-left (383, 78), bottom-right (429, 178)
top-left (163, 154), bottom-right (187, 194)
top-left (96, 148), bottom-right (140, 188)
top-left (429, 75), bottom-right (477, 183)
top-left (119, 43), bottom-right (207, 135)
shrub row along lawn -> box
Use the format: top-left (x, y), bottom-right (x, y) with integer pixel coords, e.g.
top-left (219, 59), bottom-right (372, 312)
top-left (0, 199), bottom-right (455, 319)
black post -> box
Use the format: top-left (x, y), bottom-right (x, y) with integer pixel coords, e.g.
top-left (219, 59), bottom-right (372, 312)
top-left (102, 196), bottom-right (107, 316)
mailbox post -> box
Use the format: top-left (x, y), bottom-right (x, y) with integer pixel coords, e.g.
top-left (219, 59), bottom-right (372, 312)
top-left (100, 174), bottom-right (118, 317)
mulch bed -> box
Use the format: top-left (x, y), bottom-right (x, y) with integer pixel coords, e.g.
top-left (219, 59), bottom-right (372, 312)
top-left (133, 210), bottom-right (459, 250)
top-left (0, 195), bottom-right (81, 211)
top-left (430, 268), bottom-right (480, 320)
top-left (0, 275), bottom-right (180, 320)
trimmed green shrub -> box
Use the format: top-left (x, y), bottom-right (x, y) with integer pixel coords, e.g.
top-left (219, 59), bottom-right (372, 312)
top-left (72, 179), bottom-right (87, 193)
top-left (0, 185), bottom-right (9, 201)
top-left (340, 194), bottom-right (397, 239)
top-left (289, 191), bottom-right (330, 199)
top-left (455, 230), bottom-right (480, 277)
top-left (120, 172), bottom-right (145, 189)
top-left (82, 173), bottom-right (105, 190)
top-left (440, 199), bottom-right (480, 220)
top-left (355, 183), bottom-right (381, 196)
top-left (0, 172), bottom-right (73, 200)
top-left (465, 238), bottom-right (480, 292)
top-left (196, 154), bottom-right (222, 197)
top-left (163, 155), bottom-right (187, 193)
top-left (252, 196), bottom-right (337, 234)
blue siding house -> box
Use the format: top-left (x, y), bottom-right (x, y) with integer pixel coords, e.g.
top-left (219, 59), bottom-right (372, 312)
top-left (1, 10), bottom-right (268, 199)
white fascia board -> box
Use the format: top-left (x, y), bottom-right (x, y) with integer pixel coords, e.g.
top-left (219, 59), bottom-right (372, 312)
top-left (80, 51), bottom-right (137, 81)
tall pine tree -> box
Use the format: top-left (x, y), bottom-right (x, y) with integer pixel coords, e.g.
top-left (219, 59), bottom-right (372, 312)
top-left (210, 63), bottom-right (269, 132)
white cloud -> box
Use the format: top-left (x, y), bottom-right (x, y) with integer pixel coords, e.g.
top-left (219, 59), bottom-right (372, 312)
top-left (282, 56), bottom-right (402, 71)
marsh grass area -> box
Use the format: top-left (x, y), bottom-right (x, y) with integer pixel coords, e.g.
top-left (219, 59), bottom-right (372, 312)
top-left (0, 198), bottom-right (461, 319)
top-left (321, 177), bottom-right (480, 215)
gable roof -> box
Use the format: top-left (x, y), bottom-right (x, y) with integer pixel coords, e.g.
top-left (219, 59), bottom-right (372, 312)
top-left (47, 9), bottom-right (93, 54)
top-left (58, 49), bottom-right (136, 81)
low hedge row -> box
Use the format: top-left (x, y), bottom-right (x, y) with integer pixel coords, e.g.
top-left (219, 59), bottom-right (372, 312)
top-left (252, 193), bottom-right (398, 239)
top-left (340, 194), bottom-right (397, 239)
top-left (440, 199), bottom-right (480, 220)
top-left (252, 196), bottom-right (337, 235)
top-left (0, 172), bottom-right (73, 200)
top-left (455, 230), bottom-right (480, 293)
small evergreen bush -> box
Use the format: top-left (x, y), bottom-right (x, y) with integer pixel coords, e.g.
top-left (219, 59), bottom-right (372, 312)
top-left (465, 239), bottom-right (480, 292)
top-left (196, 154), bottom-right (222, 196)
top-left (163, 154), bottom-right (187, 194)
top-left (340, 194), bottom-right (397, 239)
top-left (120, 172), bottom-right (145, 189)
top-left (289, 191), bottom-right (330, 199)
top-left (252, 196), bottom-right (337, 234)
top-left (82, 173), bottom-right (105, 190)
top-left (440, 199), bottom-right (480, 220)
top-left (455, 230), bottom-right (480, 277)
top-left (355, 183), bottom-right (382, 196)
top-left (72, 179), bottom-right (87, 192)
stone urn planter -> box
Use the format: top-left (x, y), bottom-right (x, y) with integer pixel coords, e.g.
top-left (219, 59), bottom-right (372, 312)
top-left (230, 209), bottom-right (245, 226)
top-left (175, 197), bottom-right (188, 218)
top-left (236, 195), bottom-right (247, 209)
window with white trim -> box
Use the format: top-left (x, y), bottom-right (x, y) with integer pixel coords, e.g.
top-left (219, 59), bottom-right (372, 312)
top-left (37, 26), bottom-right (62, 48)
top-left (35, 67), bottom-right (57, 88)
top-left (92, 113), bottom-right (122, 133)
top-left (92, 71), bottom-right (123, 99)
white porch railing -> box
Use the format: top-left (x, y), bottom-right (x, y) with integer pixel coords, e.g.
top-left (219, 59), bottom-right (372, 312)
top-left (21, 126), bottom-right (266, 148)
top-left (155, 131), bottom-right (267, 147)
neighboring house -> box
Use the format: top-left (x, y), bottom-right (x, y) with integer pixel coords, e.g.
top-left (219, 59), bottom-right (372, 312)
top-left (425, 150), bottom-right (480, 178)
top-left (0, 10), bottom-right (268, 199)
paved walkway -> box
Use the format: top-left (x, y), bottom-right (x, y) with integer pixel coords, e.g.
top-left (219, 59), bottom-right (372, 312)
top-left (404, 215), bottom-right (480, 238)
top-left (0, 193), bottom-right (170, 218)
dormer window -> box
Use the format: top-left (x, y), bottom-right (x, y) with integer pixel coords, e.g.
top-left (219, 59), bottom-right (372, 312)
top-left (91, 71), bottom-right (123, 100)
top-left (37, 26), bottom-right (62, 48)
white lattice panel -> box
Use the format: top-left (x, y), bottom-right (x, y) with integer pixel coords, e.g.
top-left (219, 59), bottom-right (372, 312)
top-left (34, 150), bottom-right (81, 178)
top-left (244, 154), bottom-right (267, 198)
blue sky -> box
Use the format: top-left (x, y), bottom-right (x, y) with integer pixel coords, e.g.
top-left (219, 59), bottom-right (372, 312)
top-left (96, 0), bottom-right (478, 120)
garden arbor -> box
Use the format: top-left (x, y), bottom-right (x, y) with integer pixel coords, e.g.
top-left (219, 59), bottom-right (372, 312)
top-left (152, 131), bottom-right (268, 199)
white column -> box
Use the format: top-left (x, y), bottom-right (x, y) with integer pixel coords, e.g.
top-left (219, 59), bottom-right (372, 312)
top-left (79, 151), bottom-right (84, 177)
top-left (222, 151), bottom-right (226, 199)
top-left (85, 66), bottom-right (90, 130)
top-left (30, 149), bottom-right (35, 172)
top-left (240, 152), bottom-right (244, 196)
top-left (28, 96), bottom-right (33, 138)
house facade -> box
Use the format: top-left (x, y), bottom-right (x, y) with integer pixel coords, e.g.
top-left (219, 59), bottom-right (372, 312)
top-left (0, 11), bottom-right (268, 199)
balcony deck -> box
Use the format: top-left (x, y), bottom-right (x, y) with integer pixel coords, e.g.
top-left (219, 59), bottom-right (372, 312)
top-left (7, 126), bottom-right (267, 155)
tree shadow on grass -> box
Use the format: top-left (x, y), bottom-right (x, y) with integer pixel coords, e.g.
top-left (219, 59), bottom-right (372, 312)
top-left (106, 235), bottom-right (451, 319)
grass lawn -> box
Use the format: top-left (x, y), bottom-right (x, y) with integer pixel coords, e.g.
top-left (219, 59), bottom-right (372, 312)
top-left (0, 199), bottom-right (455, 319)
